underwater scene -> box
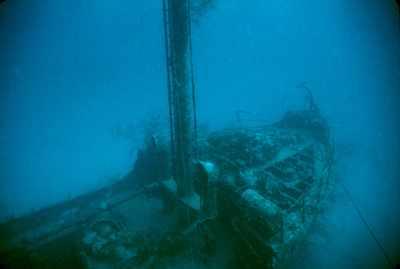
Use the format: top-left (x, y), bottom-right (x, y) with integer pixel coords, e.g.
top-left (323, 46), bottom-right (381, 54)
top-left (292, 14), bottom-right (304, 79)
top-left (0, 0), bottom-right (399, 268)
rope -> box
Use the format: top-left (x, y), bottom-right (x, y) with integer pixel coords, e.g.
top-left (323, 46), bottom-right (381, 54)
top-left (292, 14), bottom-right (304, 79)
top-left (185, 2), bottom-right (197, 267)
top-left (339, 180), bottom-right (394, 268)
top-left (162, 0), bottom-right (176, 177)
top-left (187, 0), bottom-right (199, 159)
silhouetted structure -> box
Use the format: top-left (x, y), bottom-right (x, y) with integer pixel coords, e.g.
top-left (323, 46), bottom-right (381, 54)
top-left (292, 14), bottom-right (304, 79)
top-left (163, 0), bottom-right (197, 197)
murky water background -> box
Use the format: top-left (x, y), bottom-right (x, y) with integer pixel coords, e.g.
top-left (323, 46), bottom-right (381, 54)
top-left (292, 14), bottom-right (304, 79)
top-left (1, 0), bottom-right (399, 267)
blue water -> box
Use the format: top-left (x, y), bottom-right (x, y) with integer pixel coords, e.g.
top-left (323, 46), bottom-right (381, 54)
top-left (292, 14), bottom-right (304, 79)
top-left (0, 0), bottom-right (399, 268)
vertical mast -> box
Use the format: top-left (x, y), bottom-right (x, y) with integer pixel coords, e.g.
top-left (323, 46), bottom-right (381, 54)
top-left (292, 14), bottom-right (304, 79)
top-left (163, 0), bottom-right (196, 198)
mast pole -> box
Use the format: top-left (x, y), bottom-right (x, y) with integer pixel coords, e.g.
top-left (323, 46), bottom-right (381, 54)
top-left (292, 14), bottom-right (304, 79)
top-left (163, 0), bottom-right (196, 198)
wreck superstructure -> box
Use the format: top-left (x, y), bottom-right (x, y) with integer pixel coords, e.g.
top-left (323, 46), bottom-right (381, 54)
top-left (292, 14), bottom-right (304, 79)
top-left (0, 105), bottom-right (334, 269)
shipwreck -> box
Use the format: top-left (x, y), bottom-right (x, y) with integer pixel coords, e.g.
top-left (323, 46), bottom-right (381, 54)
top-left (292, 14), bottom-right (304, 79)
top-left (0, 0), bottom-right (335, 268)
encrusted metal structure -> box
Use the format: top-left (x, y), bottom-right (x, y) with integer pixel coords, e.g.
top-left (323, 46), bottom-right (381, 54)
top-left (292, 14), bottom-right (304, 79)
top-left (163, 0), bottom-right (197, 198)
top-left (0, 107), bottom-right (334, 269)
